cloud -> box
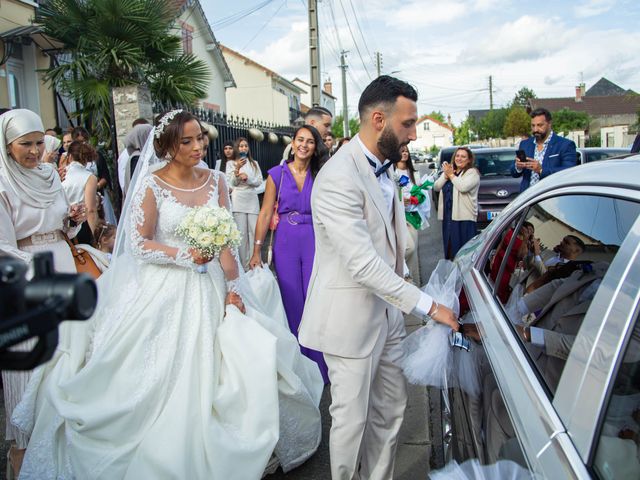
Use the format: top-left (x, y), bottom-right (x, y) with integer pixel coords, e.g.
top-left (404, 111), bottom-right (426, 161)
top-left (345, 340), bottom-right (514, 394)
top-left (544, 75), bottom-right (565, 85)
top-left (458, 15), bottom-right (574, 64)
top-left (244, 22), bottom-right (309, 78)
top-left (573, 0), bottom-right (617, 18)
top-left (386, 0), bottom-right (467, 28)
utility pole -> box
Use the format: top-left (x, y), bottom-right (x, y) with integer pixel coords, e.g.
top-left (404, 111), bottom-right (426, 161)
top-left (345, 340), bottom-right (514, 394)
top-left (375, 51), bottom-right (382, 77)
top-left (340, 50), bottom-right (349, 137)
top-left (489, 75), bottom-right (493, 110)
top-left (308, 0), bottom-right (321, 106)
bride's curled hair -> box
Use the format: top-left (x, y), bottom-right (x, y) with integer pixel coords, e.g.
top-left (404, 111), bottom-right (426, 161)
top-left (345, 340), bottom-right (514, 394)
top-left (153, 110), bottom-right (201, 159)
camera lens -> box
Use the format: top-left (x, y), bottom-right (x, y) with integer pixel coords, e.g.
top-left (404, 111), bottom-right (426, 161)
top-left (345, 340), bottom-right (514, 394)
top-left (25, 273), bottom-right (97, 320)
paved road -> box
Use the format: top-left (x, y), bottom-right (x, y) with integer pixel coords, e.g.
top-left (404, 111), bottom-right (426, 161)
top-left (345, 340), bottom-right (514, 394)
top-left (0, 164), bottom-right (444, 478)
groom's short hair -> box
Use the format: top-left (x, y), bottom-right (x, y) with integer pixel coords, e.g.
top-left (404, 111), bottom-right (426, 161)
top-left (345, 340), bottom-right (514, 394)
top-left (358, 76), bottom-right (418, 119)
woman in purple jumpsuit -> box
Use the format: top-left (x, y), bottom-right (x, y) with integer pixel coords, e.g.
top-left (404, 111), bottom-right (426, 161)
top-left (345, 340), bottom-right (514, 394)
top-left (250, 125), bottom-right (329, 384)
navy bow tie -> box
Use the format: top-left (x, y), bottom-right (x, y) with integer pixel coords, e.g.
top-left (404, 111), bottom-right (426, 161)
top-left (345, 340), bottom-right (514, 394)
top-left (366, 157), bottom-right (393, 177)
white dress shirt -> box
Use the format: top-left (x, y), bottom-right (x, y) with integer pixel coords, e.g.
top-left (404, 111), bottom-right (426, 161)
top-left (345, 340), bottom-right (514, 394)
top-left (355, 136), bottom-right (434, 317)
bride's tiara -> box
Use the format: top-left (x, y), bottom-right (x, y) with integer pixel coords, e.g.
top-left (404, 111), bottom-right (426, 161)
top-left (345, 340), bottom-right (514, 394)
top-left (154, 109), bottom-right (184, 139)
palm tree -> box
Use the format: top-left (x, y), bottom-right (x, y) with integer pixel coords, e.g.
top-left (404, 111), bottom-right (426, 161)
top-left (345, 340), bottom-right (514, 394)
top-left (36, 0), bottom-right (210, 141)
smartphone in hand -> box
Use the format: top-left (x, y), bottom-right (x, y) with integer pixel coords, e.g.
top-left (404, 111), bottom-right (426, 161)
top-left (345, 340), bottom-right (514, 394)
top-left (516, 150), bottom-right (527, 162)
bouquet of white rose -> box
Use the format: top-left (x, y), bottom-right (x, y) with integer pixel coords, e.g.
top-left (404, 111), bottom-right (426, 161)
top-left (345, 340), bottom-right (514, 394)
top-left (175, 206), bottom-right (242, 273)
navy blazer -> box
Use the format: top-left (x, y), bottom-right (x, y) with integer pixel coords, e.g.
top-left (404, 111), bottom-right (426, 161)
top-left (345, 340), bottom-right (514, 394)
top-left (511, 133), bottom-right (577, 192)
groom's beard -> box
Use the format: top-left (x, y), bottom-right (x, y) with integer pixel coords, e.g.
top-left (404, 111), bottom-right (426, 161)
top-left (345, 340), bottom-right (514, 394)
top-left (377, 126), bottom-right (403, 164)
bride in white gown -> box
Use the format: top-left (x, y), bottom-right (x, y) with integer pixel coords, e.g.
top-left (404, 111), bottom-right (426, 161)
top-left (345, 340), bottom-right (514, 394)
top-left (13, 110), bottom-right (323, 479)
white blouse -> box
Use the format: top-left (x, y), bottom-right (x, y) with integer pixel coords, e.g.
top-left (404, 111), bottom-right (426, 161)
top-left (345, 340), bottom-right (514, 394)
top-left (63, 161), bottom-right (94, 205)
top-left (0, 174), bottom-right (76, 264)
top-left (225, 159), bottom-right (263, 214)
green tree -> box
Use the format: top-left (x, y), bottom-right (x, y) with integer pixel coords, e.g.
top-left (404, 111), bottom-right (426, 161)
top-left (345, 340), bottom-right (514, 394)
top-left (503, 106), bottom-right (531, 138)
top-left (454, 117), bottom-right (473, 144)
top-left (511, 87), bottom-right (537, 108)
top-left (331, 114), bottom-right (360, 138)
top-left (426, 110), bottom-right (446, 124)
top-left (477, 108), bottom-right (508, 139)
top-left (552, 108), bottom-right (590, 136)
top-left (37, 0), bottom-right (210, 142)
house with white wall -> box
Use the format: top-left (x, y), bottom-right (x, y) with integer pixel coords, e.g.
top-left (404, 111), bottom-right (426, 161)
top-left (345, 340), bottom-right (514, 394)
top-left (0, 0), bottom-right (61, 128)
top-left (175, 0), bottom-right (234, 113)
top-left (220, 44), bottom-right (304, 126)
top-left (291, 77), bottom-right (337, 117)
top-left (412, 115), bottom-right (454, 151)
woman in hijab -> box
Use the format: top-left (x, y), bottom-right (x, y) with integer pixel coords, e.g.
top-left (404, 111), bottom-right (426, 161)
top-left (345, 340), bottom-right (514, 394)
top-left (42, 135), bottom-right (61, 164)
top-left (123, 123), bottom-right (153, 196)
top-left (0, 109), bottom-right (86, 477)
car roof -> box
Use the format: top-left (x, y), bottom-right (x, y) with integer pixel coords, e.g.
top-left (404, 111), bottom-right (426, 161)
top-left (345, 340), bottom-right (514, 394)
top-left (514, 159), bottom-right (640, 207)
top-left (471, 147), bottom-right (516, 154)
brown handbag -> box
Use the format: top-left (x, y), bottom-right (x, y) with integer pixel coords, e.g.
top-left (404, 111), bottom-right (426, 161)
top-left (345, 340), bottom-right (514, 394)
top-left (63, 232), bottom-right (102, 279)
top-left (267, 166), bottom-right (286, 266)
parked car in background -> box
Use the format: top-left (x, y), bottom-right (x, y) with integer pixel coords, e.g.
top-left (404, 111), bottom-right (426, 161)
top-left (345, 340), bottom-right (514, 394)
top-left (576, 147), bottom-right (631, 164)
top-left (434, 157), bottom-right (640, 478)
top-left (474, 148), bottom-right (520, 227)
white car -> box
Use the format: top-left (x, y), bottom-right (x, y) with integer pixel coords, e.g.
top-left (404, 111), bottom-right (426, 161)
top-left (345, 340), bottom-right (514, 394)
top-left (434, 157), bottom-right (640, 478)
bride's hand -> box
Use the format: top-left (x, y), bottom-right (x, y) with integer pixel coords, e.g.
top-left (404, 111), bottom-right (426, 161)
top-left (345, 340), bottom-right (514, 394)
top-left (189, 248), bottom-right (212, 265)
top-left (248, 253), bottom-right (262, 270)
top-left (225, 291), bottom-right (246, 314)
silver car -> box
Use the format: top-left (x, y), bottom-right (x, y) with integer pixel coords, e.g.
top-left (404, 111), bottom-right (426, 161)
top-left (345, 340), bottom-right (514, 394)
top-left (436, 156), bottom-right (640, 478)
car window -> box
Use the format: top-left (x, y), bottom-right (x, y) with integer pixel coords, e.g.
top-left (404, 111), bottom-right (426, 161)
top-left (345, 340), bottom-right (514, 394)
top-left (474, 151), bottom-right (515, 177)
top-left (487, 194), bottom-right (640, 396)
top-left (592, 318), bottom-right (640, 479)
top-left (585, 150), bottom-right (629, 163)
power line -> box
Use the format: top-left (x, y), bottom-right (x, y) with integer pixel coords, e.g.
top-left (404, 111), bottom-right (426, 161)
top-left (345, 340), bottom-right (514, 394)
top-left (241, 0), bottom-right (286, 50)
top-left (347, 0), bottom-right (372, 61)
top-left (337, 0), bottom-right (372, 79)
top-left (212, 0), bottom-right (276, 30)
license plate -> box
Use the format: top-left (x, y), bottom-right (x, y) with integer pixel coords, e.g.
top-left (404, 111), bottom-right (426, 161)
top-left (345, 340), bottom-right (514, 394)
top-left (487, 211), bottom-right (500, 220)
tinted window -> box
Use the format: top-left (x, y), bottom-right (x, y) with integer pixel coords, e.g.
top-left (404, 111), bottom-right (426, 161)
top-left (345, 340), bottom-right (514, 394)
top-left (491, 194), bottom-right (640, 395)
top-left (474, 150), bottom-right (516, 177)
top-left (593, 319), bottom-right (640, 479)
top-left (585, 150), bottom-right (629, 163)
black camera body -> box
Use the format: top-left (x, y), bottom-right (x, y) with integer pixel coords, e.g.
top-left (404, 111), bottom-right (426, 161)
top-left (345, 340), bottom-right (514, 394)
top-left (0, 252), bottom-right (97, 370)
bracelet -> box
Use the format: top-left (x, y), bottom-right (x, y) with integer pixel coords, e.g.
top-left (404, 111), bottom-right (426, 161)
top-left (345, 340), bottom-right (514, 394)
top-left (429, 301), bottom-right (440, 318)
top-left (255, 240), bottom-right (263, 245)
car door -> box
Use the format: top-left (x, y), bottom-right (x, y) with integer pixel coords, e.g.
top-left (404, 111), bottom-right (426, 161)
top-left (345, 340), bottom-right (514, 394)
top-left (453, 186), bottom-right (640, 478)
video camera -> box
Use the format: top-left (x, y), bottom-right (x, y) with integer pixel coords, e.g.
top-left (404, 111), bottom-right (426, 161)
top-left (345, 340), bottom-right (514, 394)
top-left (0, 252), bottom-right (97, 370)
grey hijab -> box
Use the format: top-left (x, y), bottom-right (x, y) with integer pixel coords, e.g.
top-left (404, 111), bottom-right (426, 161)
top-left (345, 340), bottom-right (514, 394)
top-left (125, 124), bottom-right (153, 156)
top-left (0, 109), bottom-right (62, 208)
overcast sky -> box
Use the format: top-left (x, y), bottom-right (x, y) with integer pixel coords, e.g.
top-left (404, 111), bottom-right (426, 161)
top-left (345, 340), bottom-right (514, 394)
top-left (203, 0), bottom-right (640, 124)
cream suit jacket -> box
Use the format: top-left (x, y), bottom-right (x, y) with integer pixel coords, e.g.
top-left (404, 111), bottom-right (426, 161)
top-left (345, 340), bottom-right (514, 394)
top-left (299, 137), bottom-right (422, 359)
top-left (523, 262), bottom-right (609, 389)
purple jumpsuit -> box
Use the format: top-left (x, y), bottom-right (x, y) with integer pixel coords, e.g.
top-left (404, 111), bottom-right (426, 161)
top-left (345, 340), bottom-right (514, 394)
top-left (268, 163), bottom-right (329, 384)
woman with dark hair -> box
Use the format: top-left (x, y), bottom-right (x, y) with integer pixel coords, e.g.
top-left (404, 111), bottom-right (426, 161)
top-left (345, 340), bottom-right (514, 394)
top-left (225, 137), bottom-right (263, 268)
top-left (434, 146), bottom-right (480, 259)
top-left (249, 124), bottom-right (329, 384)
top-left (395, 144), bottom-right (422, 283)
top-left (16, 110), bottom-right (323, 478)
top-left (219, 139), bottom-right (234, 173)
top-left (62, 140), bottom-right (99, 244)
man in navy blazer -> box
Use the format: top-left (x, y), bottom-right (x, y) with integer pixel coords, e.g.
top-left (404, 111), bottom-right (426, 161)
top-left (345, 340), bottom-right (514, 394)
top-left (511, 108), bottom-right (577, 192)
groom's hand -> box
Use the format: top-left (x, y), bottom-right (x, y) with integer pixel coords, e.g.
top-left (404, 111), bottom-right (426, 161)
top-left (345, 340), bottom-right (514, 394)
top-left (430, 303), bottom-right (458, 331)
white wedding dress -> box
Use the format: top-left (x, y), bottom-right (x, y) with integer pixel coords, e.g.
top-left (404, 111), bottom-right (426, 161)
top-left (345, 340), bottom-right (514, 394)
top-left (13, 169), bottom-right (323, 479)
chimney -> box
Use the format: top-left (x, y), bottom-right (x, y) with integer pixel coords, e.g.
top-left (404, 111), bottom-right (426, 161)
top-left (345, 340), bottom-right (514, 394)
top-left (580, 82), bottom-right (586, 97)
top-left (575, 84), bottom-right (583, 102)
top-left (323, 79), bottom-right (333, 96)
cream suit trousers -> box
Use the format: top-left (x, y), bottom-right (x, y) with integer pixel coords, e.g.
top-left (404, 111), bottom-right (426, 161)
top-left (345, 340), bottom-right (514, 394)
top-left (324, 309), bottom-right (408, 480)
top-left (233, 212), bottom-right (257, 270)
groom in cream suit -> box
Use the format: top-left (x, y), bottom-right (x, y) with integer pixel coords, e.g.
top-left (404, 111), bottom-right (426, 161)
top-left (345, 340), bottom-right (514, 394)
top-left (299, 76), bottom-right (458, 480)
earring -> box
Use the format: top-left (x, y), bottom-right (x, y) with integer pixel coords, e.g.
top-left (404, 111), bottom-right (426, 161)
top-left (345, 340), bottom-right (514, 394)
top-left (164, 152), bottom-right (172, 161)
